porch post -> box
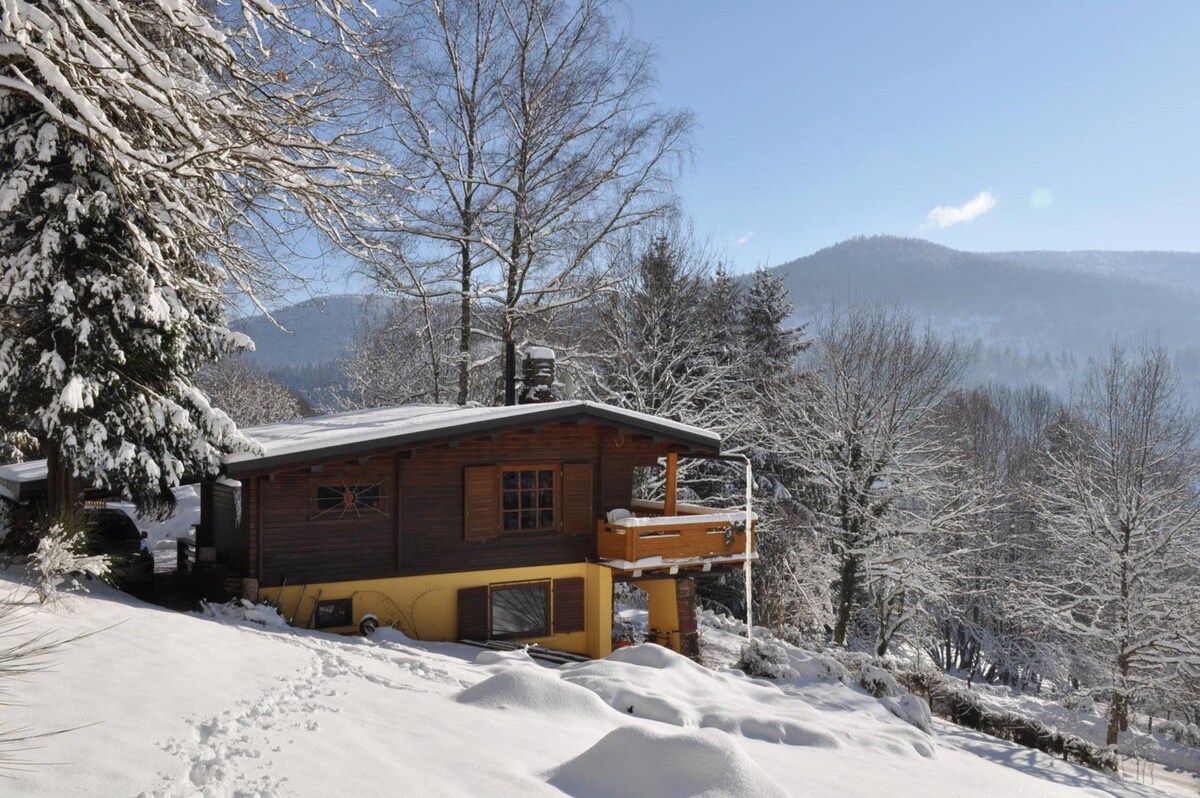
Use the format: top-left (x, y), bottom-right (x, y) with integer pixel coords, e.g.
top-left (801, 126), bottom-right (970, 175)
top-left (664, 452), bottom-right (678, 517)
top-left (745, 458), bottom-right (753, 641)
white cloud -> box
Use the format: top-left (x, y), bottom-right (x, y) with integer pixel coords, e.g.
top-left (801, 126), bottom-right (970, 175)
top-left (922, 191), bottom-right (996, 229)
top-left (736, 231), bottom-right (755, 245)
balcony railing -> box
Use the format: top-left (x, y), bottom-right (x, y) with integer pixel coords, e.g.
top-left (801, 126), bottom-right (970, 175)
top-left (596, 499), bottom-right (756, 572)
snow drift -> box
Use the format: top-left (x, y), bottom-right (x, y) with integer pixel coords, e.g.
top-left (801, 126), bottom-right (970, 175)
top-left (547, 725), bottom-right (790, 798)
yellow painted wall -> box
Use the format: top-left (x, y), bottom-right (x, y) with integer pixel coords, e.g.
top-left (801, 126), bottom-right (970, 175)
top-left (636, 578), bottom-right (681, 653)
top-left (262, 562), bottom-right (613, 659)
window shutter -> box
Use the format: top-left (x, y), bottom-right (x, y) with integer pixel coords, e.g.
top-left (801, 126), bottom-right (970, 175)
top-left (561, 463), bottom-right (593, 536)
top-left (463, 466), bottom-right (498, 541)
top-left (457, 586), bottom-right (490, 641)
top-left (552, 578), bottom-right (585, 634)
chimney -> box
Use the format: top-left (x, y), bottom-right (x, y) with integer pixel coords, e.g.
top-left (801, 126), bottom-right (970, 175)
top-left (519, 346), bottom-right (560, 404)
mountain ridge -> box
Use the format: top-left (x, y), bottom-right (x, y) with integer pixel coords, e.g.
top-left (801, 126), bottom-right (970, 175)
top-left (233, 236), bottom-right (1200, 400)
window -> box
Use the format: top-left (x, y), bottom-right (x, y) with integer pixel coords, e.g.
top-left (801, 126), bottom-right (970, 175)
top-left (310, 477), bottom-right (387, 520)
top-left (490, 582), bottom-right (550, 638)
top-left (314, 598), bottom-right (353, 628)
top-left (500, 467), bottom-right (556, 533)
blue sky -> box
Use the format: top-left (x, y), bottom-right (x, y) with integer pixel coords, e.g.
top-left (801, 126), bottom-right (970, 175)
top-left (626, 1), bottom-right (1200, 271)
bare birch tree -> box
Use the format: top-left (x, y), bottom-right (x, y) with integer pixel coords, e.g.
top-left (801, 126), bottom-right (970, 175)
top-left (358, 0), bottom-right (507, 404)
top-left (361, 0), bottom-right (692, 405)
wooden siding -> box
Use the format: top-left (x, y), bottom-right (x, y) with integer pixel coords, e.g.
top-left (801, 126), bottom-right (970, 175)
top-left (233, 421), bottom-right (712, 587)
top-left (258, 460), bottom-right (398, 585)
top-left (399, 425), bottom-right (600, 576)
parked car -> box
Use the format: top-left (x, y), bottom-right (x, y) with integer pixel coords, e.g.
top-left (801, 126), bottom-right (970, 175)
top-left (85, 508), bottom-right (154, 591)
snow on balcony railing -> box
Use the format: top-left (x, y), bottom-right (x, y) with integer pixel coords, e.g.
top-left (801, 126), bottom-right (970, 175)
top-left (596, 500), bottom-right (756, 571)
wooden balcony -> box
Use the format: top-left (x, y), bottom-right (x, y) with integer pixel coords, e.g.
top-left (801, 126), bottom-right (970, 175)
top-left (596, 498), bottom-right (757, 575)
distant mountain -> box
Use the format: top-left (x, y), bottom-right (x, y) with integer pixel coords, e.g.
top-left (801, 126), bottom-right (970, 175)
top-left (234, 237), bottom-right (1200, 402)
top-left (771, 235), bottom-right (1200, 353)
top-left (985, 249), bottom-right (1200, 297)
top-left (232, 294), bottom-right (394, 369)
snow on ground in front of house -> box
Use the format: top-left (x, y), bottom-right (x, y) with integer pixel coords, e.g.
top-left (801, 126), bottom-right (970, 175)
top-left (2, 569), bottom-right (1183, 798)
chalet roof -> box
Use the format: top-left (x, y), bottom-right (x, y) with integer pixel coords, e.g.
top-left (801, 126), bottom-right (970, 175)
top-left (0, 402), bottom-right (721, 499)
top-left (222, 400), bottom-right (720, 475)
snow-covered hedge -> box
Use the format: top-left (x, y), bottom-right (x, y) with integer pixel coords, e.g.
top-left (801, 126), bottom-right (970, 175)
top-left (859, 663), bottom-right (902, 698)
top-left (1153, 719), bottom-right (1200, 747)
top-left (901, 668), bottom-right (1119, 772)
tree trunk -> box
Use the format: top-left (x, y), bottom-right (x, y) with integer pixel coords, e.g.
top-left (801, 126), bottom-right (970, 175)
top-left (1107, 695), bottom-right (1124, 746)
top-left (833, 552), bottom-right (859, 646)
top-left (45, 440), bottom-right (78, 518)
top-left (458, 244), bottom-right (472, 406)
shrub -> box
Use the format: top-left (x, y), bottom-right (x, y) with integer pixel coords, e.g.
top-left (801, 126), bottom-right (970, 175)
top-left (28, 521), bottom-right (110, 606)
top-left (735, 638), bottom-right (795, 679)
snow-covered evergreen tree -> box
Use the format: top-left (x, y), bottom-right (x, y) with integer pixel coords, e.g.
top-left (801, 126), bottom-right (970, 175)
top-left (0, 87), bottom-right (250, 513)
top-left (584, 233), bottom-right (741, 441)
top-left (0, 0), bottom-right (374, 513)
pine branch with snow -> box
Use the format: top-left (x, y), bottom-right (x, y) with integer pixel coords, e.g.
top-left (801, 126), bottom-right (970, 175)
top-left (0, 0), bottom-right (381, 512)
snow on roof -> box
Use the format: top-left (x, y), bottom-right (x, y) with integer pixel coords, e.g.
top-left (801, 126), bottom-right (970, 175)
top-left (0, 459), bottom-right (48, 501)
top-left (0, 402), bottom-right (720, 492)
top-left (225, 400), bottom-right (719, 474)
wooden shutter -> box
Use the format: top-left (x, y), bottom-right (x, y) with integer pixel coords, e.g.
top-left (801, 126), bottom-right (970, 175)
top-left (561, 463), bottom-right (593, 536)
top-left (552, 577), bottom-right (585, 634)
top-left (457, 586), bottom-right (490, 641)
top-left (463, 466), bottom-right (498, 541)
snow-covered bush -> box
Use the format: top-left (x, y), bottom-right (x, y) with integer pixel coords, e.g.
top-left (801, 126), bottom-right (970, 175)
top-left (860, 663), bottom-right (902, 698)
top-left (881, 694), bottom-right (934, 734)
top-left (28, 523), bottom-right (110, 606)
top-left (735, 638), bottom-right (796, 680)
top-left (1153, 719), bottom-right (1200, 747)
top-left (199, 599), bottom-right (289, 630)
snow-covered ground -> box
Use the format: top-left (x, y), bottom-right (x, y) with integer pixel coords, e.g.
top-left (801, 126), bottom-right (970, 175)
top-left (2, 570), bottom-right (1189, 798)
top-left (925, 673), bottom-right (1200, 798)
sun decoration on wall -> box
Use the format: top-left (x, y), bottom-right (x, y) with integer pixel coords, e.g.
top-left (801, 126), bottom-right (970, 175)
top-left (311, 477), bottom-right (387, 520)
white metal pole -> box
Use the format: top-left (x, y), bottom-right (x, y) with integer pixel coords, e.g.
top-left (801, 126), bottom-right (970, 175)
top-left (744, 459), bottom-right (753, 641)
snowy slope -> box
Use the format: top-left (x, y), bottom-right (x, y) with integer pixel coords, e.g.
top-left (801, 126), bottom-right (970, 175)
top-left (3, 570), bottom-right (1180, 798)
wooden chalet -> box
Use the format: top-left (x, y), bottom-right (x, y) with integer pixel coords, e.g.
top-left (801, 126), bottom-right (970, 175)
top-left (198, 399), bottom-right (756, 658)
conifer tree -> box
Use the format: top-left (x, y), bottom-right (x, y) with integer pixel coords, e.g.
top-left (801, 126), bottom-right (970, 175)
top-left (0, 0), bottom-right (375, 514)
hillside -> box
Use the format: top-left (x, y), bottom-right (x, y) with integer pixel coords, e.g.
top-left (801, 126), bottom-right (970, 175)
top-left (769, 236), bottom-right (1200, 355)
top-left (3, 571), bottom-right (1185, 797)
top-left (232, 294), bottom-right (395, 369)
